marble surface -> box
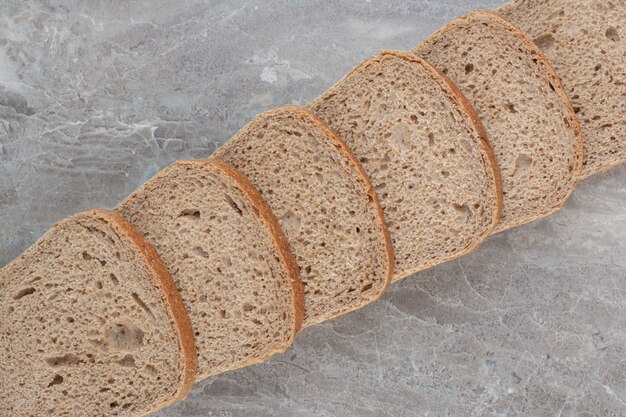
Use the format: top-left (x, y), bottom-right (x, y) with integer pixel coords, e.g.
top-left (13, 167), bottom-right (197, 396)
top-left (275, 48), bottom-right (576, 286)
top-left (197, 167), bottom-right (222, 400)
top-left (1, 1), bottom-right (625, 416)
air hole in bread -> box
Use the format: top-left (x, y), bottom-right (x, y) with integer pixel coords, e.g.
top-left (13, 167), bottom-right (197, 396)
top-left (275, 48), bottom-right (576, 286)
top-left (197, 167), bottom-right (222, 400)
top-left (280, 210), bottom-right (301, 231)
top-left (427, 132), bottom-right (435, 146)
top-left (464, 63), bottom-right (474, 74)
top-left (143, 365), bottom-right (157, 376)
top-left (14, 287), bottom-right (36, 299)
top-left (178, 209), bottom-right (200, 219)
top-left (105, 321), bottom-right (144, 351)
top-left (109, 273), bottom-right (119, 285)
top-left (117, 354), bottom-right (137, 368)
top-left (224, 195), bottom-right (243, 216)
top-left (131, 293), bottom-right (154, 318)
top-left (192, 246), bottom-right (210, 258)
top-left (605, 27), bottom-right (619, 42)
top-left (452, 204), bottom-right (469, 223)
top-left (47, 374), bottom-right (64, 387)
top-left (45, 353), bottom-right (80, 367)
top-left (506, 102), bottom-right (518, 113)
top-left (514, 154), bottom-right (533, 175)
top-left (534, 34), bottom-right (555, 49)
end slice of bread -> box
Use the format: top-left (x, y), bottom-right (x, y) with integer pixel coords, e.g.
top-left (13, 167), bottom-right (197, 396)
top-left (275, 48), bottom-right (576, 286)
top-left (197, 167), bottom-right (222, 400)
top-left (307, 50), bottom-right (502, 281)
top-left (412, 10), bottom-right (583, 232)
top-left (499, 0), bottom-right (626, 177)
top-left (117, 159), bottom-right (304, 381)
top-left (0, 209), bottom-right (196, 417)
top-left (214, 106), bottom-right (393, 327)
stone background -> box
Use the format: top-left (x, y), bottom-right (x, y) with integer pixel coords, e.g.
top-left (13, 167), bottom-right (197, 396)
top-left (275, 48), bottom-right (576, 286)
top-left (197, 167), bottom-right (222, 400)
top-left (1, 1), bottom-right (625, 416)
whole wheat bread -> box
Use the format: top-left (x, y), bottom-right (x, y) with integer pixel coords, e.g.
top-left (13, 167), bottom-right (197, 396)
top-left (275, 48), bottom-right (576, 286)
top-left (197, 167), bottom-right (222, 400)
top-left (499, 0), bottom-right (626, 177)
top-left (0, 209), bottom-right (196, 417)
top-left (117, 159), bottom-right (304, 381)
top-left (307, 50), bottom-right (502, 280)
top-left (214, 106), bottom-right (393, 326)
top-left (412, 10), bottom-right (583, 232)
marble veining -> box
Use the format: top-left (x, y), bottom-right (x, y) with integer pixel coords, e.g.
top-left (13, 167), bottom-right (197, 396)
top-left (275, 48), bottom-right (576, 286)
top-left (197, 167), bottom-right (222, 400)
top-left (0, 1), bottom-right (624, 416)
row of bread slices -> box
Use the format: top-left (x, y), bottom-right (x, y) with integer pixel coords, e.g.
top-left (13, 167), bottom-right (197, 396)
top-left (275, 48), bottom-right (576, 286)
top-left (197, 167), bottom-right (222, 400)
top-left (2, 5), bottom-right (624, 417)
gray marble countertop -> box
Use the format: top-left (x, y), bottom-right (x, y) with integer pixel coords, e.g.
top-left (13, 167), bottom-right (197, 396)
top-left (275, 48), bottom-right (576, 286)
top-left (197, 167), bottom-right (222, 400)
top-left (1, 1), bottom-right (625, 416)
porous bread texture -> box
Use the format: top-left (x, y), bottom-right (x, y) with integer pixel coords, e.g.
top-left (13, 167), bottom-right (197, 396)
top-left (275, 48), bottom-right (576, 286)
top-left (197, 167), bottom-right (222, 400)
top-left (0, 209), bottom-right (196, 417)
top-left (499, 0), bottom-right (626, 177)
top-left (117, 158), bottom-right (304, 381)
top-left (307, 50), bottom-right (502, 281)
top-left (214, 106), bottom-right (393, 327)
top-left (413, 10), bottom-right (583, 232)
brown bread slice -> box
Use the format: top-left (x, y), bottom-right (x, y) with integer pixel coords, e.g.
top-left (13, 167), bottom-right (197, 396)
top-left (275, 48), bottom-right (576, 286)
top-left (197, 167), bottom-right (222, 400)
top-left (0, 209), bottom-right (196, 417)
top-left (213, 106), bottom-right (393, 327)
top-left (307, 50), bottom-right (502, 281)
top-left (412, 10), bottom-right (583, 232)
top-left (499, 0), bottom-right (626, 177)
top-left (117, 159), bottom-right (304, 381)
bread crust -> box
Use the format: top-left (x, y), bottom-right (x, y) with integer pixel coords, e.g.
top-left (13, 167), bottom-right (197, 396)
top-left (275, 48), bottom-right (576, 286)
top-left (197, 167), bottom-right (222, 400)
top-left (84, 209), bottom-right (198, 413)
top-left (412, 10), bottom-right (584, 232)
top-left (199, 159), bottom-right (305, 338)
top-left (230, 105), bottom-right (395, 322)
top-left (318, 49), bottom-right (503, 277)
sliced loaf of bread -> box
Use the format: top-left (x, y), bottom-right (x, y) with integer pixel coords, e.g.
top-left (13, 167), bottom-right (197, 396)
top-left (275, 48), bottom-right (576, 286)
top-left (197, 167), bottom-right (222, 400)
top-left (213, 106), bottom-right (393, 327)
top-left (499, 0), bottom-right (626, 177)
top-left (412, 10), bottom-right (583, 232)
top-left (307, 50), bottom-right (502, 281)
top-left (0, 209), bottom-right (196, 417)
top-left (116, 159), bottom-right (304, 381)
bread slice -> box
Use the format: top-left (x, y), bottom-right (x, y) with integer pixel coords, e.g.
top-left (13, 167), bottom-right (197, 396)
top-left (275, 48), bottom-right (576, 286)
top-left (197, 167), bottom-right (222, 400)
top-left (0, 209), bottom-right (196, 417)
top-left (412, 10), bottom-right (583, 232)
top-left (307, 50), bottom-right (502, 281)
top-left (499, 0), bottom-right (626, 177)
top-left (213, 106), bottom-right (393, 327)
top-left (116, 158), bottom-right (304, 380)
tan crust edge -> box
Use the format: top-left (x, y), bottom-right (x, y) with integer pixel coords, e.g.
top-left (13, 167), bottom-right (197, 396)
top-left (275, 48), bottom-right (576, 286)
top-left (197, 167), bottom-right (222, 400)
top-left (77, 209), bottom-right (197, 415)
top-left (311, 49), bottom-right (502, 278)
top-left (226, 105), bottom-right (395, 326)
top-left (175, 159), bottom-right (306, 342)
top-left (438, 10), bottom-right (583, 231)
